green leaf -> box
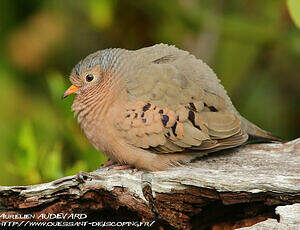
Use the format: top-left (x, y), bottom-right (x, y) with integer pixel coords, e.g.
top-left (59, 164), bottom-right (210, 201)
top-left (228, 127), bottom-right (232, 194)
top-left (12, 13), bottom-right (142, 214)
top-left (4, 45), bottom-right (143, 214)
top-left (287, 0), bottom-right (300, 28)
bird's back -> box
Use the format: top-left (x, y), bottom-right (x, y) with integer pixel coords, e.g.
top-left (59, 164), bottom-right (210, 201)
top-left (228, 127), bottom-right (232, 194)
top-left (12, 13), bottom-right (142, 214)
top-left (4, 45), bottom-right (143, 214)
top-left (122, 44), bottom-right (284, 143)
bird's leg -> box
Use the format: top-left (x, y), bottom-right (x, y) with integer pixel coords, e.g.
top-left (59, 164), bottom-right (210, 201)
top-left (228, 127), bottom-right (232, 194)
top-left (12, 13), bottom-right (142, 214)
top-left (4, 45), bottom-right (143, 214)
top-left (100, 160), bottom-right (139, 173)
top-left (112, 164), bottom-right (133, 170)
top-left (100, 159), bottom-right (116, 168)
top-left (132, 168), bottom-right (139, 173)
top-left (112, 164), bottom-right (139, 173)
top-left (100, 160), bottom-right (138, 172)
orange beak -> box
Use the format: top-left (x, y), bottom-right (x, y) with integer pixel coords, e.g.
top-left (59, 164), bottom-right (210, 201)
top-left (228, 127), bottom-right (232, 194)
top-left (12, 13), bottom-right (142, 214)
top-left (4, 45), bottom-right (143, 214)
top-left (62, 85), bottom-right (79, 99)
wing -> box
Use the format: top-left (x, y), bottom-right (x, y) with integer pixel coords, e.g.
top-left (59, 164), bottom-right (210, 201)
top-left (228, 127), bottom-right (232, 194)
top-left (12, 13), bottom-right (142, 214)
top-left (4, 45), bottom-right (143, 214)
top-left (114, 49), bottom-right (248, 153)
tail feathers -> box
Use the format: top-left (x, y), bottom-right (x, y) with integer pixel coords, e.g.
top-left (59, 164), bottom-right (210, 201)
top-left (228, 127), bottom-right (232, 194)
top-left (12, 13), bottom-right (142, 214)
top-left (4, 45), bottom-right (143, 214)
top-left (241, 117), bottom-right (288, 143)
top-left (248, 132), bottom-right (288, 143)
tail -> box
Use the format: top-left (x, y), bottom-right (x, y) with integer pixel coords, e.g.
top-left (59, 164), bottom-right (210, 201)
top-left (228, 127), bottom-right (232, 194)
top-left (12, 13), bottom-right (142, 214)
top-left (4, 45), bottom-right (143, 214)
top-left (241, 117), bottom-right (288, 143)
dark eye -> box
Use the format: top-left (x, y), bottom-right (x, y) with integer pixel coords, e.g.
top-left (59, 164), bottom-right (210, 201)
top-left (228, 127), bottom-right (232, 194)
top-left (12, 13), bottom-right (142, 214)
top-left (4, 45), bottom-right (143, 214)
top-left (85, 74), bottom-right (94, 82)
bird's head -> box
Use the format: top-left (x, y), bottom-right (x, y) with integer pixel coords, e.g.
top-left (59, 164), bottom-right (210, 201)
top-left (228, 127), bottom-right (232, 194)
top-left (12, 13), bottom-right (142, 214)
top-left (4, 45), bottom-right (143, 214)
top-left (62, 48), bottom-right (125, 100)
top-left (62, 48), bottom-right (128, 124)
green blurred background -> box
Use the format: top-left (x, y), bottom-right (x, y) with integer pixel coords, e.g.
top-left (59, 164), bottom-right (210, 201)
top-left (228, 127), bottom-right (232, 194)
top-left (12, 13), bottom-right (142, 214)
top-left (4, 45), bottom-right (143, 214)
top-left (0, 0), bottom-right (299, 186)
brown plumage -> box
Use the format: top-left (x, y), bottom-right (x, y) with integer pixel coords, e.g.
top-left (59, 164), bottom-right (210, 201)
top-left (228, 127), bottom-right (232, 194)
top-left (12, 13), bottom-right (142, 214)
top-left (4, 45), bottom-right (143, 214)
top-left (62, 44), bottom-right (285, 171)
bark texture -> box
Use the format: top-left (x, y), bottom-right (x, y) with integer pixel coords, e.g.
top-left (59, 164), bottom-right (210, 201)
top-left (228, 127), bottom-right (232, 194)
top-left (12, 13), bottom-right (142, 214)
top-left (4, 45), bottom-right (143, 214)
top-left (0, 139), bottom-right (299, 229)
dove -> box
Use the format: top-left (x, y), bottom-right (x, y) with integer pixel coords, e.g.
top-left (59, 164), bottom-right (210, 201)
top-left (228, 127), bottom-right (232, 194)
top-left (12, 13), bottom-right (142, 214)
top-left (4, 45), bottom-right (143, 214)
top-left (62, 44), bottom-right (284, 171)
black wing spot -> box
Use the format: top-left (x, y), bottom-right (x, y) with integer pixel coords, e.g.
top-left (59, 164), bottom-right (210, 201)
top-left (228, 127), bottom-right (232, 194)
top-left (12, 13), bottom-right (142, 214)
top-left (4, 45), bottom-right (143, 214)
top-left (161, 115), bottom-right (169, 126)
top-left (204, 102), bottom-right (218, 112)
top-left (208, 106), bottom-right (218, 112)
top-left (143, 103), bottom-right (151, 112)
top-left (188, 111), bottom-right (195, 123)
top-left (125, 114), bottom-right (130, 118)
top-left (134, 113), bottom-right (138, 118)
top-left (141, 112), bottom-right (145, 117)
top-left (189, 102), bottom-right (197, 111)
top-left (159, 109), bottom-right (164, 114)
top-left (171, 122), bottom-right (178, 137)
top-left (188, 111), bottom-right (201, 130)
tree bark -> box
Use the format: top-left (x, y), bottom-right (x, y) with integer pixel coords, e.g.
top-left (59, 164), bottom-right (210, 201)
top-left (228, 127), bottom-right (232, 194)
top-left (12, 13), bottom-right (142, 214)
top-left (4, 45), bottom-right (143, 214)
top-left (0, 139), bottom-right (299, 229)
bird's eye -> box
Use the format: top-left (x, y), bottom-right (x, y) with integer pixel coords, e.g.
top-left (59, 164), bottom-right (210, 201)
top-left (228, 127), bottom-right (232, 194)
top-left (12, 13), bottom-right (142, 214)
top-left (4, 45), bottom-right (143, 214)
top-left (85, 74), bottom-right (94, 82)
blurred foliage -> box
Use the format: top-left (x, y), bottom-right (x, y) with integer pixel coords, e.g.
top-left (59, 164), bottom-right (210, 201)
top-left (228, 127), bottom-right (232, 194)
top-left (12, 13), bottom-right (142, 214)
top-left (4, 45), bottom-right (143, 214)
top-left (0, 0), bottom-right (299, 185)
top-left (287, 0), bottom-right (300, 28)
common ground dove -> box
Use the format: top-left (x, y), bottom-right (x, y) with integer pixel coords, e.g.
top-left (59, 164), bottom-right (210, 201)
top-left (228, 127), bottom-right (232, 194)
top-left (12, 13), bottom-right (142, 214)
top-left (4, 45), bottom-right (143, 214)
top-left (62, 44), bottom-right (284, 171)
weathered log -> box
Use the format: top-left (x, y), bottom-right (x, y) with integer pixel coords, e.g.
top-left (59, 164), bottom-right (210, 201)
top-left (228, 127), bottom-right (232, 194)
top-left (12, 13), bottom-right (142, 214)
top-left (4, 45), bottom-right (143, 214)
top-left (240, 204), bottom-right (300, 230)
top-left (0, 138), bottom-right (299, 229)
